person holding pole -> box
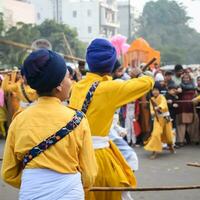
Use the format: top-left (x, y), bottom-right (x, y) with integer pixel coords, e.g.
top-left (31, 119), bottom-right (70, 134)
top-left (69, 38), bottom-right (154, 200)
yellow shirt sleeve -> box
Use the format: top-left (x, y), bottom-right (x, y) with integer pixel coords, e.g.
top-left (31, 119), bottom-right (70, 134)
top-left (110, 76), bottom-right (154, 108)
top-left (1, 119), bottom-right (22, 188)
top-left (158, 95), bottom-right (168, 112)
top-left (79, 118), bottom-right (98, 189)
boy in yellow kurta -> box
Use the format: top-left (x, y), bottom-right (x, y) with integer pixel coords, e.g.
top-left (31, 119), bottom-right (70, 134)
top-left (69, 38), bottom-right (154, 200)
top-left (2, 71), bottom-right (38, 118)
top-left (1, 49), bottom-right (98, 199)
top-left (144, 82), bottom-right (175, 159)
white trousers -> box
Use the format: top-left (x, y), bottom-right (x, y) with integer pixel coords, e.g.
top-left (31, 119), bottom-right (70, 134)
top-left (19, 169), bottom-right (84, 200)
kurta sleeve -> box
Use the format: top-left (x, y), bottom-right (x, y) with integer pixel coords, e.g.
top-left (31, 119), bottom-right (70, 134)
top-left (1, 120), bottom-right (22, 188)
top-left (158, 96), bottom-right (168, 112)
top-left (79, 118), bottom-right (98, 190)
top-left (111, 76), bottom-right (154, 108)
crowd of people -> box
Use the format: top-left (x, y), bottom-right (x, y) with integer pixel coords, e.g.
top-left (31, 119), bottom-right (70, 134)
top-left (0, 38), bottom-right (200, 200)
top-left (69, 61), bottom-right (200, 154)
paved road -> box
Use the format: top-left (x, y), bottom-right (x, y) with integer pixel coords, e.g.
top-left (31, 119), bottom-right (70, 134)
top-left (0, 140), bottom-right (200, 200)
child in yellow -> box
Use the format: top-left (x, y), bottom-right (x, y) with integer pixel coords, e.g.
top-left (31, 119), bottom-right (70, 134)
top-left (144, 82), bottom-right (175, 159)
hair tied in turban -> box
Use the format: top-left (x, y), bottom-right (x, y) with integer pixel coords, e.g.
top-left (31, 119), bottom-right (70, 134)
top-left (23, 49), bottom-right (66, 93)
top-left (86, 38), bottom-right (117, 73)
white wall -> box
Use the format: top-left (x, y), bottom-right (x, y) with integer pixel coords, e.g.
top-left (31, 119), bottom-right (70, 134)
top-left (0, 0), bottom-right (4, 13)
top-left (28, 0), bottom-right (54, 24)
top-left (4, 0), bottom-right (36, 26)
top-left (62, 1), bottom-right (100, 43)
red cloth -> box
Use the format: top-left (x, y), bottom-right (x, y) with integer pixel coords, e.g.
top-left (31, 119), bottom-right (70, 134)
top-left (133, 121), bottom-right (141, 136)
top-left (176, 90), bottom-right (195, 114)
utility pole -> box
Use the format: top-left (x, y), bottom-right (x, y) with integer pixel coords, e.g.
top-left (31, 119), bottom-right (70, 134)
top-left (128, 0), bottom-right (131, 40)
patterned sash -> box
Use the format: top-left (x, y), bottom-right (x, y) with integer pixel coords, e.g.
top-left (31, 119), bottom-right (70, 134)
top-left (23, 110), bottom-right (84, 168)
top-left (81, 81), bottom-right (99, 114)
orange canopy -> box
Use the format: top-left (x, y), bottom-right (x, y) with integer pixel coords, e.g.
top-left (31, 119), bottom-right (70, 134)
top-left (123, 38), bottom-right (160, 68)
top-left (128, 37), bottom-right (150, 52)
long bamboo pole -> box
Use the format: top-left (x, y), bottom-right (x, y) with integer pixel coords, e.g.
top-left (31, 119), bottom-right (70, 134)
top-left (90, 185), bottom-right (200, 192)
top-left (0, 39), bottom-right (85, 62)
top-left (187, 163), bottom-right (200, 168)
top-left (1, 157), bottom-right (199, 192)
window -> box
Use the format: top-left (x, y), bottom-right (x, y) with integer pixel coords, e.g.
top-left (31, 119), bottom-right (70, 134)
top-left (88, 26), bottom-right (92, 33)
top-left (87, 9), bottom-right (91, 17)
top-left (73, 10), bottom-right (77, 18)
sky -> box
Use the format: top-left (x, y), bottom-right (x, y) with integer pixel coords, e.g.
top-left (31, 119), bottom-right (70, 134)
top-left (133, 0), bottom-right (200, 32)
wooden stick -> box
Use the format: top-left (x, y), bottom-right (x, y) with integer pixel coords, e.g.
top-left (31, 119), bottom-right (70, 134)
top-left (150, 98), bottom-right (159, 122)
top-left (138, 100), bottom-right (195, 104)
top-left (90, 185), bottom-right (200, 192)
top-left (62, 32), bottom-right (73, 57)
top-left (187, 163), bottom-right (200, 168)
top-left (0, 70), bottom-right (16, 74)
top-left (0, 38), bottom-right (33, 50)
top-left (0, 39), bottom-right (85, 62)
top-left (141, 57), bottom-right (157, 72)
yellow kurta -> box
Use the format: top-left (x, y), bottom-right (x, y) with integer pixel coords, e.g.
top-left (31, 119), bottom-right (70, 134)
top-left (144, 95), bottom-right (174, 153)
top-left (1, 97), bottom-right (98, 191)
top-left (2, 75), bottom-right (37, 103)
top-left (69, 72), bottom-right (154, 200)
top-left (0, 88), bottom-right (7, 137)
top-left (2, 75), bottom-right (38, 117)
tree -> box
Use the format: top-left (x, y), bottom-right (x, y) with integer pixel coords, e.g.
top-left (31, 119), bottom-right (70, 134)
top-left (1, 22), bottom-right (40, 67)
top-left (38, 20), bottom-right (86, 58)
top-left (0, 20), bottom-right (86, 68)
top-left (136, 0), bottom-right (200, 64)
top-left (0, 12), bottom-right (3, 36)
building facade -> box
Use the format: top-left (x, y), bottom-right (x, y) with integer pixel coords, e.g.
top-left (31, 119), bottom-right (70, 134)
top-left (3, 0), bottom-right (36, 27)
top-left (117, 0), bottom-right (134, 39)
top-left (2, 0), bottom-right (121, 42)
top-left (0, 0), bottom-right (3, 13)
top-left (62, 0), bottom-right (119, 42)
top-left (27, 0), bottom-right (62, 24)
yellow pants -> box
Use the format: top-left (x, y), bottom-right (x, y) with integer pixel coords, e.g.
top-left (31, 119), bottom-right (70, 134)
top-left (88, 141), bottom-right (137, 200)
top-left (0, 121), bottom-right (6, 137)
top-left (144, 117), bottom-right (174, 152)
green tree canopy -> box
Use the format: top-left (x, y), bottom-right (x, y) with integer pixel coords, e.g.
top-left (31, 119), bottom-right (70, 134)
top-left (0, 13), bottom-right (3, 36)
top-left (136, 0), bottom-right (200, 65)
top-left (0, 19), bottom-right (86, 68)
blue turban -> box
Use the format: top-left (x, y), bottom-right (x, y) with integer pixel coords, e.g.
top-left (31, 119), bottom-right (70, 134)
top-left (22, 49), bottom-right (67, 93)
top-left (86, 38), bottom-right (117, 73)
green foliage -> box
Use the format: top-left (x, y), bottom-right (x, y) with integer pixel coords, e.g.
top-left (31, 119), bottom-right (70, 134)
top-left (37, 20), bottom-right (86, 58)
top-left (0, 19), bottom-right (86, 68)
top-left (0, 12), bottom-right (3, 36)
top-left (1, 23), bottom-right (41, 67)
top-left (136, 0), bottom-right (200, 65)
